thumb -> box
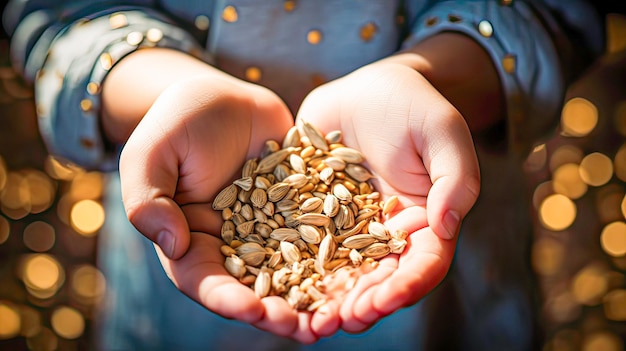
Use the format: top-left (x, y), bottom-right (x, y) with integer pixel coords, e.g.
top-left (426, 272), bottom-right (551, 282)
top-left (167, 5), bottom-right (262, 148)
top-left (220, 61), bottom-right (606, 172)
top-left (119, 128), bottom-right (190, 260)
top-left (422, 112), bottom-right (480, 240)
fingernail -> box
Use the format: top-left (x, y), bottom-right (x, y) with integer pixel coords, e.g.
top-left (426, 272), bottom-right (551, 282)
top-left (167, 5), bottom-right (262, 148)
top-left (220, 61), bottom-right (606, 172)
top-left (157, 230), bottom-right (175, 257)
top-left (442, 210), bottom-right (460, 240)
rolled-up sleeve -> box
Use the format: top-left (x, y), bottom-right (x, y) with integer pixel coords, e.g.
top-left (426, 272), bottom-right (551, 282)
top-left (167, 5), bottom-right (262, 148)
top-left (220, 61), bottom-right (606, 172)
top-left (5, 2), bottom-right (208, 171)
top-left (403, 0), bottom-right (604, 153)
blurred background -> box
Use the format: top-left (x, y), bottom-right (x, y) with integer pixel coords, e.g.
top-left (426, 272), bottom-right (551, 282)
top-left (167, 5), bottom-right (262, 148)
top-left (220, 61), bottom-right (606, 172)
top-left (0, 2), bottom-right (625, 351)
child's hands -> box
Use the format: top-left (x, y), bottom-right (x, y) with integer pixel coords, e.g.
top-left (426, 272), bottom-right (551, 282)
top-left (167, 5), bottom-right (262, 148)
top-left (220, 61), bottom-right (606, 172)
top-left (118, 75), bottom-right (324, 343)
top-left (295, 60), bottom-right (481, 333)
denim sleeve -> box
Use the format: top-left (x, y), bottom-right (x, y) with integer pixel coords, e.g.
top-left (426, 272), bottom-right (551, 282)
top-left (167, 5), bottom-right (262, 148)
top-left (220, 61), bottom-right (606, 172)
top-left (403, 0), bottom-right (605, 154)
top-left (4, 1), bottom-right (208, 171)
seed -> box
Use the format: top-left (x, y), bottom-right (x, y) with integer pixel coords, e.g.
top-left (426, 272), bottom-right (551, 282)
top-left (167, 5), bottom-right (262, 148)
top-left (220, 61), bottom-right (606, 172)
top-left (255, 269), bottom-right (271, 298)
top-left (267, 182), bottom-right (290, 202)
top-left (280, 241), bottom-right (302, 264)
top-left (345, 164), bottom-right (374, 182)
top-left (298, 224), bottom-right (323, 244)
top-left (388, 238), bottom-right (407, 254)
top-left (289, 154), bottom-right (307, 174)
top-left (300, 197), bottom-right (324, 213)
top-left (368, 221), bottom-right (390, 241)
top-left (225, 255), bottom-right (246, 279)
top-left (342, 234), bottom-right (377, 249)
top-left (296, 213), bottom-right (330, 226)
top-left (282, 126), bottom-right (301, 149)
top-left (330, 147), bottom-right (365, 164)
top-left (255, 147), bottom-right (295, 174)
top-left (250, 188), bottom-right (268, 208)
top-left (360, 242), bottom-right (390, 259)
top-left (332, 183), bottom-right (352, 202)
top-left (212, 184), bottom-right (238, 210)
top-left (325, 130), bottom-right (342, 144)
top-left (233, 177), bottom-right (254, 191)
top-left (383, 195), bottom-right (399, 216)
top-left (302, 121), bottom-right (328, 151)
top-left (270, 228), bottom-right (301, 242)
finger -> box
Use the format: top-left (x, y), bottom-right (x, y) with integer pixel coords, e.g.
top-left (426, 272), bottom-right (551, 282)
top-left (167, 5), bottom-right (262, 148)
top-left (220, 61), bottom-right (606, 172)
top-left (252, 296), bottom-right (299, 337)
top-left (120, 132), bottom-right (189, 259)
top-left (156, 233), bottom-right (265, 323)
top-left (181, 203), bottom-right (223, 235)
top-left (417, 105), bottom-right (480, 240)
top-left (310, 299), bottom-right (341, 337)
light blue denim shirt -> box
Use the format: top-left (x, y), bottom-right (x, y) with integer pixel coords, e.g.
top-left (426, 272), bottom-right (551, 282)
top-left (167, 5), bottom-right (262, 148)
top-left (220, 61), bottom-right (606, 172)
top-left (3, 0), bottom-right (604, 170)
top-left (2, 1), bottom-right (606, 350)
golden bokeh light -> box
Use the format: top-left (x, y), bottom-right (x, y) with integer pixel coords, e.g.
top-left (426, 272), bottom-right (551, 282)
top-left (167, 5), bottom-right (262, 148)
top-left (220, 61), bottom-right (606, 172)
top-left (71, 264), bottom-right (106, 303)
top-left (70, 199), bottom-right (105, 236)
top-left (44, 155), bottom-right (82, 181)
top-left (600, 221), bottom-right (626, 257)
top-left (222, 5), bottom-right (238, 23)
top-left (615, 143), bottom-right (626, 182)
top-left (0, 171), bottom-right (30, 211)
top-left (560, 97), bottom-right (598, 137)
top-left (0, 301), bottom-right (21, 339)
top-left (539, 194), bottom-right (577, 231)
top-left (22, 254), bottom-right (65, 299)
top-left (582, 331), bottom-right (623, 351)
top-left (307, 29), bottom-right (322, 45)
top-left (24, 169), bottom-right (56, 214)
top-left (51, 306), bottom-right (85, 340)
top-left (532, 237), bottom-right (564, 276)
top-left (70, 171), bottom-right (103, 200)
top-left (245, 66), bottom-right (262, 82)
top-left (0, 215), bottom-right (9, 245)
top-left (579, 152), bottom-right (614, 187)
top-left (552, 163), bottom-right (587, 199)
top-left (23, 221), bottom-right (55, 252)
top-left (604, 289), bottom-right (626, 321)
top-left (571, 263), bottom-right (608, 306)
top-left (622, 194), bottom-right (626, 219)
top-left (549, 144), bottom-right (583, 173)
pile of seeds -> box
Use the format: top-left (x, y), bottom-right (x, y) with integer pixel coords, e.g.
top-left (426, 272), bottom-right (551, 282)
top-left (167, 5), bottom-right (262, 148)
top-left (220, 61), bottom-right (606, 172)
top-left (213, 122), bottom-right (407, 311)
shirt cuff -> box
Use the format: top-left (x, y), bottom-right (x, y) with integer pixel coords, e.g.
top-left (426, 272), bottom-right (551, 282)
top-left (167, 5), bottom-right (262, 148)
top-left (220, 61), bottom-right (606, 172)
top-left (403, 0), bottom-right (564, 154)
top-left (29, 8), bottom-right (209, 171)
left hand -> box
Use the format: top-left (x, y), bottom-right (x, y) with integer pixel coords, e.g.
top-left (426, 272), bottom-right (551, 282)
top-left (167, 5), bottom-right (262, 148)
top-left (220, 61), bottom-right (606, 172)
top-left (295, 60), bottom-right (481, 333)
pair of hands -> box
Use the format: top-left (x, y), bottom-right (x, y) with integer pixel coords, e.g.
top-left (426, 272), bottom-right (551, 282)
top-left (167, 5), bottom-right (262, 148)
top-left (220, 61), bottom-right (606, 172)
top-left (118, 59), bottom-right (480, 343)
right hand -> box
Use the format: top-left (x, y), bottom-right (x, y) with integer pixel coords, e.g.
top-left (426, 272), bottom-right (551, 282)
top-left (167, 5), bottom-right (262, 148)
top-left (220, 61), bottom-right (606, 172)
top-left (118, 74), bottom-right (328, 343)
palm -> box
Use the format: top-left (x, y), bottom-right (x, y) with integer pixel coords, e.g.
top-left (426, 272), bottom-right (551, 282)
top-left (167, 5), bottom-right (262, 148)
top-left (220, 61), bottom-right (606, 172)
top-left (119, 78), bottom-right (327, 342)
top-left (295, 62), bottom-right (478, 332)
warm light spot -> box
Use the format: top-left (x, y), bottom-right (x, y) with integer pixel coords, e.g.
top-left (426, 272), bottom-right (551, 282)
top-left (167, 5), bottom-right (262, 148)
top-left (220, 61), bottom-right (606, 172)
top-left (284, 0), bottom-right (296, 12)
top-left (70, 199), bottom-right (105, 236)
top-left (86, 81), bottom-right (100, 95)
top-left (582, 331), bottom-right (623, 351)
top-left (553, 163), bottom-right (587, 199)
top-left (0, 171), bottom-right (31, 213)
top-left (126, 31), bottom-right (144, 46)
top-left (307, 29), bottom-right (322, 45)
top-left (71, 265), bottom-right (106, 302)
top-left (532, 181), bottom-right (554, 209)
top-left (532, 237), bottom-right (563, 276)
top-left (222, 5), bottom-right (238, 22)
top-left (615, 143), bottom-right (626, 182)
top-left (0, 215), bottom-right (8, 245)
top-left (56, 194), bottom-right (73, 225)
top-left (0, 302), bottom-right (20, 339)
top-left (51, 306), bottom-right (84, 340)
top-left (501, 54), bottom-right (516, 74)
top-left (24, 170), bottom-right (55, 214)
top-left (360, 22), bottom-right (377, 42)
top-left (561, 97), bottom-right (598, 137)
top-left (23, 221), bottom-right (55, 252)
top-left (601, 221), bottom-right (626, 257)
top-left (539, 194), bottom-right (576, 231)
top-left (477, 20), bottom-right (493, 37)
top-left (549, 144), bottom-right (583, 173)
top-left (580, 152), bottom-right (613, 187)
top-left (606, 13), bottom-right (626, 54)
top-left (80, 98), bottom-right (92, 112)
top-left (23, 254), bottom-right (62, 291)
top-left (546, 291), bottom-right (581, 324)
top-left (109, 13), bottom-right (128, 29)
top-left (524, 143), bottom-right (547, 172)
top-left (194, 15), bottom-right (210, 30)
top-left (70, 171), bottom-right (103, 200)
top-left (622, 194), bottom-right (626, 219)
top-left (245, 66), bottom-right (262, 82)
top-left (44, 155), bottom-right (82, 181)
top-left (571, 263), bottom-right (608, 305)
top-left (604, 289), bottom-right (626, 321)
top-left (146, 28), bottom-right (163, 43)
top-left (99, 53), bottom-right (113, 70)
